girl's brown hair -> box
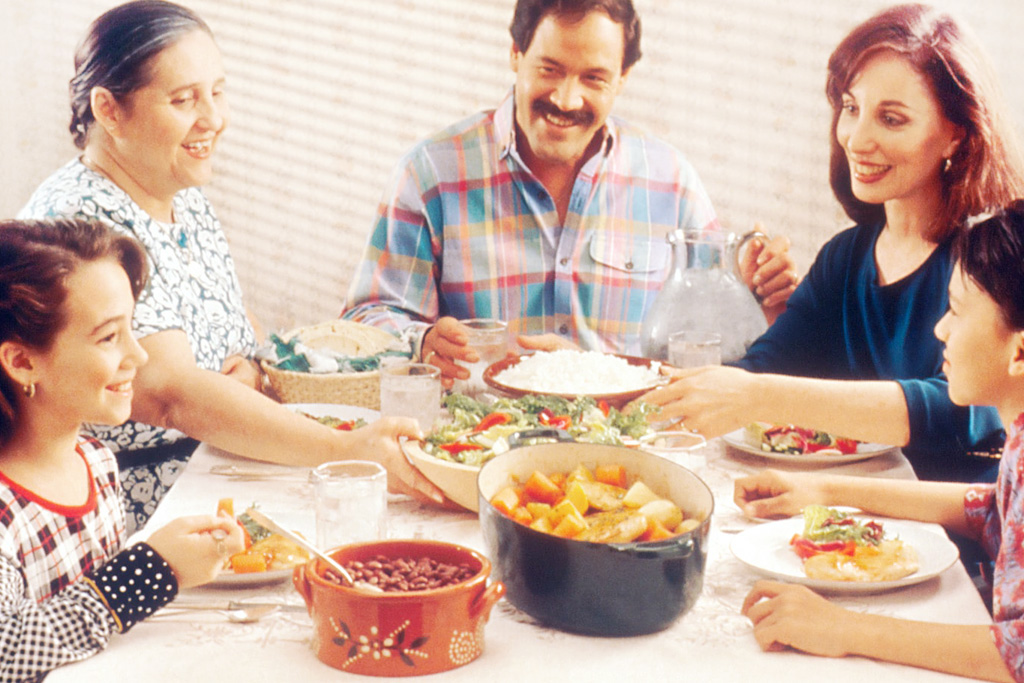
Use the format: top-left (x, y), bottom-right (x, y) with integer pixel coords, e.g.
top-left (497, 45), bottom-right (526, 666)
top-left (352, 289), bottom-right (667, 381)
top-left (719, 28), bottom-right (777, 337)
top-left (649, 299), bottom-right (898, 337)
top-left (0, 219), bottom-right (148, 442)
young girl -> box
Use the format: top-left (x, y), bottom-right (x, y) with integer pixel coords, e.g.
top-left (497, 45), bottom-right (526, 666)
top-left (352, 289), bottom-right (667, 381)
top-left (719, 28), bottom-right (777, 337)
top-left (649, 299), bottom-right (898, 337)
top-left (736, 202), bottom-right (1024, 681)
top-left (0, 219), bottom-right (244, 681)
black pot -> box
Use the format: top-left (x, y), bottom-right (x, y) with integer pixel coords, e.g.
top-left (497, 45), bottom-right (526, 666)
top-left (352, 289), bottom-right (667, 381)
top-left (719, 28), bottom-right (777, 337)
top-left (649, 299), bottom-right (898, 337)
top-left (477, 441), bottom-right (713, 636)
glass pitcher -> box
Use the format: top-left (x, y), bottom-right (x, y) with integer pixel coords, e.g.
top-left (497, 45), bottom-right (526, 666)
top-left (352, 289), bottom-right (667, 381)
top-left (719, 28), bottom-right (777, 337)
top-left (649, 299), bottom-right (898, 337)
top-left (640, 229), bottom-right (768, 363)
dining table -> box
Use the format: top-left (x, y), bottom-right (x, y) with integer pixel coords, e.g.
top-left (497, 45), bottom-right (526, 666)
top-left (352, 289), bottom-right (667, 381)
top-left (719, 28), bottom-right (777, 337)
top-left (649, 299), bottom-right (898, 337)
top-left (48, 406), bottom-right (992, 683)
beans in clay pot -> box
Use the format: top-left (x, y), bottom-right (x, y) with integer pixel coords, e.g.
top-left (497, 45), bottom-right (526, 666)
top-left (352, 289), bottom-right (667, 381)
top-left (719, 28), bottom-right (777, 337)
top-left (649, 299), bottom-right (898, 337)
top-left (323, 555), bottom-right (477, 592)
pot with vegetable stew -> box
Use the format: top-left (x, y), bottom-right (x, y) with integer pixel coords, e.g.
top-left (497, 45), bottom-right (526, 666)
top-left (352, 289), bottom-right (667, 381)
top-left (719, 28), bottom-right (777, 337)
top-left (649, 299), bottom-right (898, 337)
top-left (477, 441), bottom-right (713, 636)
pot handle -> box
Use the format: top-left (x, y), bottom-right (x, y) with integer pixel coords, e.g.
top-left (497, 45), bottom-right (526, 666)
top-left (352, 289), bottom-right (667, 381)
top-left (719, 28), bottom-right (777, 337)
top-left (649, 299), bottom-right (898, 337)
top-left (469, 581), bottom-right (506, 620)
top-left (292, 563), bottom-right (314, 613)
top-left (507, 428), bottom-right (575, 449)
top-left (615, 536), bottom-right (697, 559)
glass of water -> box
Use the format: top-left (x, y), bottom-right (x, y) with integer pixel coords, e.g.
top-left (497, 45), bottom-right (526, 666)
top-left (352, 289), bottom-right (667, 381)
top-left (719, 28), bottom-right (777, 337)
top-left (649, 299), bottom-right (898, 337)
top-left (310, 460), bottom-right (387, 551)
top-left (668, 331), bottom-right (722, 368)
top-left (379, 362), bottom-right (442, 431)
top-left (456, 318), bottom-right (508, 398)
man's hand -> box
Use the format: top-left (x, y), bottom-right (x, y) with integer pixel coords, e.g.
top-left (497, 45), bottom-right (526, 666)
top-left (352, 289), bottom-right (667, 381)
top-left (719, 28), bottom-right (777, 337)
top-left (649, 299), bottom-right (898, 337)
top-left (517, 334), bottom-right (580, 352)
top-left (421, 317), bottom-right (475, 389)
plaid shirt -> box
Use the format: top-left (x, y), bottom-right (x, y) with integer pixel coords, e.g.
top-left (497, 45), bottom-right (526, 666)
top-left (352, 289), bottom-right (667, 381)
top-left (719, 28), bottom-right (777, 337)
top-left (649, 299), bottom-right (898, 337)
top-left (343, 89), bottom-right (719, 356)
top-left (0, 437), bottom-right (125, 681)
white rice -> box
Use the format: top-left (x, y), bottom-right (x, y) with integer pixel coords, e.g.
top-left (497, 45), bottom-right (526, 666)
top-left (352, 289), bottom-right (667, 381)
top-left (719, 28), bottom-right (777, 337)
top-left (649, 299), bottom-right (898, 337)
top-left (494, 350), bottom-right (663, 394)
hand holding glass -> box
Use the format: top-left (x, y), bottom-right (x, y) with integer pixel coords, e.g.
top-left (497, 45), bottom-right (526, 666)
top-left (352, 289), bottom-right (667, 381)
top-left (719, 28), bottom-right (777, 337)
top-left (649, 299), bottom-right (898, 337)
top-left (456, 318), bottom-right (508, 398)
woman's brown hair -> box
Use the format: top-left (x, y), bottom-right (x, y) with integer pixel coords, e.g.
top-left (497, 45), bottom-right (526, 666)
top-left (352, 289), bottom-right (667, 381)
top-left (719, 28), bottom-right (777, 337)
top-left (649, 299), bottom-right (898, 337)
top-left (826, 3), bottom-right (1024, 232)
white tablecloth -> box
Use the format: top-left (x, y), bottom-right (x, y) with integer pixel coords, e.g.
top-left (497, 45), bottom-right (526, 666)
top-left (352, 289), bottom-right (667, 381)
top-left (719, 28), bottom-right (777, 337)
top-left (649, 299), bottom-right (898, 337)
top-left (49, 422), bottom-right (989, 683)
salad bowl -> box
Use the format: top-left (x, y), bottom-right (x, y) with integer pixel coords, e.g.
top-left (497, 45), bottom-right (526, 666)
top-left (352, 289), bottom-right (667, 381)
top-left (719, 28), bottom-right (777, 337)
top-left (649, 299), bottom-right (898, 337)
top-left (404, 393), bottom-right (657, 512)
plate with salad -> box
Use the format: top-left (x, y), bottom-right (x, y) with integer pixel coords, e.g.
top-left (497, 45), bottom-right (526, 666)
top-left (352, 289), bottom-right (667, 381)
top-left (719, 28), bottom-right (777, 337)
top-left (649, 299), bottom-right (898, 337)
top-left (403, 393), bottom-right (658, 511)
top-left (730, 510), bottom-right (958, 594)
top-left (722, 422), bottom-right (897, 465)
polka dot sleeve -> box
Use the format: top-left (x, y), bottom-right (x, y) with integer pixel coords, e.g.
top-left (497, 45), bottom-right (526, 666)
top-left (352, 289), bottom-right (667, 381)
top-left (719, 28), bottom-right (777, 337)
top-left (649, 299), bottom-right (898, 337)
top-left (84, 542), bottom-right (178, 632)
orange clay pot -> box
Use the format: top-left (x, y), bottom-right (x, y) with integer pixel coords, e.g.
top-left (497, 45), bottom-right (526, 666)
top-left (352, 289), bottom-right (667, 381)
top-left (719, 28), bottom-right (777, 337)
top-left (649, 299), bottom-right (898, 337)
top-left (293, 539), bottom-right (504, 677)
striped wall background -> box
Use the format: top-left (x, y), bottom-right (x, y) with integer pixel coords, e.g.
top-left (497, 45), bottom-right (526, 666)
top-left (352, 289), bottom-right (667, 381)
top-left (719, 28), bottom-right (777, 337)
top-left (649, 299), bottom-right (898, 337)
top-left (3, 0), bottom-right (1023, 335)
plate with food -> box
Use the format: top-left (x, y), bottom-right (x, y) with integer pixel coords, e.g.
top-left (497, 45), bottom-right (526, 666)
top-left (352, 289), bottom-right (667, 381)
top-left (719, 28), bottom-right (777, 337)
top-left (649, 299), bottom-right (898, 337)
top-left (288, 402), bottom-right (377, 430)
top-left (722, 422), bottom-right (896, 464)
top-left (730, 505), bottom-right (959, 594)
top-left (403, 392), bottom-right (660, 511)
top-left (483, 350), bottom-right (666, 409)
top-left (211, 499), bottom-right (311, 587)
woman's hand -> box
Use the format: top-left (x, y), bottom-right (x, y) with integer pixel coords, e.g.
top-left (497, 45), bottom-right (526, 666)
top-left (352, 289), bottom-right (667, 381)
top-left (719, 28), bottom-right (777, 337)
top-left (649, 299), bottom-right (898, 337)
top-left (146, 511), bottom-right (245, 588)
top-left (742, 580), bottom-right (860, 657)
top-left (635, 365), bottom-right (756, 437)
top-left (734, 469), bottom-right (828, 519)
top-left (738, 228), bottom-right (799, 323)
top-left (220, 354), bottom-right (262, 391)
top-left (343, 416), bottom-right (450, 506)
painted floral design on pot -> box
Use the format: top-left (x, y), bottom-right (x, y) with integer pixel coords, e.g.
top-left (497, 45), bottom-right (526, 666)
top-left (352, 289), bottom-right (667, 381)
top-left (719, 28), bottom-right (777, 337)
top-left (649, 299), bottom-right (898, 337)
top-left (294, 539), bottom-right (505, 677)
top-left (330, 619), bottom-right (429, 669)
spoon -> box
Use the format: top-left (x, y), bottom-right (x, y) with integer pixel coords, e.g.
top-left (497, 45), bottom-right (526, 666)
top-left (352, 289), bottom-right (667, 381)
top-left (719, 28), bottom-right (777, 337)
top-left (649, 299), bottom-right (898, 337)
top-left (150, 603), bottom-right (280, 623)
top-left (244, 508), bottom-right (383, 593)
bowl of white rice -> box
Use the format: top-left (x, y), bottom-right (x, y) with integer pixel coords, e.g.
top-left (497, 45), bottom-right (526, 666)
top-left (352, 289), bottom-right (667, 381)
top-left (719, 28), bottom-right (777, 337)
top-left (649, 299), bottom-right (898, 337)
top-left (483, 350), bottom-right (665, 408)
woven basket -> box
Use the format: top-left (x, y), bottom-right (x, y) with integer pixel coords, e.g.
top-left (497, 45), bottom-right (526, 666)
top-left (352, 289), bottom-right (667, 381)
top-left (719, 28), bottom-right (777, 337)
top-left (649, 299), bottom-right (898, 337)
top-left (260, 320), bottom-right (403, 409)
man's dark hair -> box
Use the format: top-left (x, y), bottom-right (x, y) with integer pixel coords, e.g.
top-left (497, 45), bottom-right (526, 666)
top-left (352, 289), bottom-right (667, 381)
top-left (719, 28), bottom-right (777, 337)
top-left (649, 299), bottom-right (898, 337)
top-left (510, 0), bottom-right (642, 72)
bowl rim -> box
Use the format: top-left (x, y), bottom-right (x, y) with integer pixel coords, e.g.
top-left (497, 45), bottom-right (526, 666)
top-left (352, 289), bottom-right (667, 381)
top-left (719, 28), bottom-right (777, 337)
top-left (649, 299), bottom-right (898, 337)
top-left (482, 352), bottom-right (665, 405)
top-left (475, 442), bottom-right (715, 548)
top-left (302, 538), bottom-right (492, 596)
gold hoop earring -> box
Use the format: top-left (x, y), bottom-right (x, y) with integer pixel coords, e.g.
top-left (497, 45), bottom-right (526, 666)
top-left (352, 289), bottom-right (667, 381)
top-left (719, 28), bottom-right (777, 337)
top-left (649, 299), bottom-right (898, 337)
top-left (22, 383), bottom-right (35, 398)
top-left (943, 158), bottom-right (952, 173)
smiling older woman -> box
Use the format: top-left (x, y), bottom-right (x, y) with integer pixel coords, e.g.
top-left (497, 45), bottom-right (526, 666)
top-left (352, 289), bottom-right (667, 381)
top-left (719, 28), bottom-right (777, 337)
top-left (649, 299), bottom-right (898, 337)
top-left (20, 0), bottom-right (445, 533)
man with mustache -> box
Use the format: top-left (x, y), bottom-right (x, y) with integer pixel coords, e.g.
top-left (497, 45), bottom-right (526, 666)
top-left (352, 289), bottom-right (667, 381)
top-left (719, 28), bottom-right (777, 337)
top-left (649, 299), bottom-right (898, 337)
top-left (344, 0), bottom-right (797, 386)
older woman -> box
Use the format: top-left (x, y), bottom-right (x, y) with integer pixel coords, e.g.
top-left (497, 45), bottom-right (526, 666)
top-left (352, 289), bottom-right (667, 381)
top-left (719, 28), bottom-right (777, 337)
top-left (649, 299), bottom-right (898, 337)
top-left (641, 3), bottom-right (1024, 482)
top-left (20, 0), bottom-right (444, 532)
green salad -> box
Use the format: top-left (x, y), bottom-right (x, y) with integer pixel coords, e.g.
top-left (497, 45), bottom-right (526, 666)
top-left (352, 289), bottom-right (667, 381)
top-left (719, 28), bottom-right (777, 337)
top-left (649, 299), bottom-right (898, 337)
top-left (422, 393), bottom-right (656, 467)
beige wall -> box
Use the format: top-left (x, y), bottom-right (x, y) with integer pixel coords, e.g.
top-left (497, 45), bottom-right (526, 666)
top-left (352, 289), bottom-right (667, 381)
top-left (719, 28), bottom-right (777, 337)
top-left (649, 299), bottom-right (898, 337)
top-left (3, 0), bottom-right (1023, 335)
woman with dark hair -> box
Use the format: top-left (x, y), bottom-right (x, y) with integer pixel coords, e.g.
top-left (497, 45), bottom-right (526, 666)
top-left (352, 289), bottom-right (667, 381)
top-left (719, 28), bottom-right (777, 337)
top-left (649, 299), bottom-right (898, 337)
top-left (21, 0), bottom-right (444, 533)
top-left (642, 3), bottom-right (1024, 482)
top-left (0, 218), bottom-right (244, 680)
top-left (737, 202), bottom-right (1024, 682)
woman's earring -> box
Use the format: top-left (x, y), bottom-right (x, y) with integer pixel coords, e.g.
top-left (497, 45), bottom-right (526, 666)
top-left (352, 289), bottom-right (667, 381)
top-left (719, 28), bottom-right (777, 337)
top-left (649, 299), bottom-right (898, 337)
top-left (943, 158), bottom-right (952, 173)
top-left (22, 382), bottom-right (35, 398)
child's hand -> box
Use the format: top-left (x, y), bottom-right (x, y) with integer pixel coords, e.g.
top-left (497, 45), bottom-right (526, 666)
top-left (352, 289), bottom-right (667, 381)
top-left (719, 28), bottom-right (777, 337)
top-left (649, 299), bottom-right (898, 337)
top-left (734, 469), bottom-right (825, 519)
top-left (146, 511), bottom-right (245, 588)
top-left (741, 580), bottom-right (859, 657)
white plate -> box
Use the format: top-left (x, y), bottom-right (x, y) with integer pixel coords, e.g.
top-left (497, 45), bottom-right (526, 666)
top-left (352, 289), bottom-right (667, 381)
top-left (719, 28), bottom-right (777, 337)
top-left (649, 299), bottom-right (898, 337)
top-left (722, 429), bottom-right (896, 465)
top-left (210, 567), bottom-right (296, 588)
top-left (730, 516), bottom-right (959, 594)
top-left (286, 403), bottom-right (379, 424)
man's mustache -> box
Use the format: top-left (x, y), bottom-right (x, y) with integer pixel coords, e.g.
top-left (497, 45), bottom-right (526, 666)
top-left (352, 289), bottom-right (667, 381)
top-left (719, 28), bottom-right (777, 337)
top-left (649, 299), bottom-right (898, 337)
top-left (532, 100), bottom-right (594, 127)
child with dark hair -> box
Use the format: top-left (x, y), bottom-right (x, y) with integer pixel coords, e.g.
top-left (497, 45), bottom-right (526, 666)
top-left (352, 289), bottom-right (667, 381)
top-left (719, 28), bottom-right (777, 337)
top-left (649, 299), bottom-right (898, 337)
top-left (0, 219), bottom-right (243, 681)
top-left (737, 201), bottom-right (1024, 681)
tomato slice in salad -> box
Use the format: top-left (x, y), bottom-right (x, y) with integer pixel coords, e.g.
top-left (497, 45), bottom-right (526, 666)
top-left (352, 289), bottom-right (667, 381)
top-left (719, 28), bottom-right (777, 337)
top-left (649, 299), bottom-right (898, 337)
top-left (472, 412), bottom-right (511, 433)
top-left (538, 408), bottom-right (572, 430)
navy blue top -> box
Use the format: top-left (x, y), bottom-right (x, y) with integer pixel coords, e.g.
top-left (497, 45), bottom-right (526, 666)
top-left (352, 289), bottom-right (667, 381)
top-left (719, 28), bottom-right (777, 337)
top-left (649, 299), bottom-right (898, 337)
top-left (734, 222), bottom-right (1003, 481)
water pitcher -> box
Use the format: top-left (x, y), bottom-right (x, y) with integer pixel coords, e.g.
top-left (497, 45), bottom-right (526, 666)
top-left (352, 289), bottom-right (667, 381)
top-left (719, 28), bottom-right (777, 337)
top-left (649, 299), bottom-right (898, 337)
top-left (640, 229), bottom-right (768, 363)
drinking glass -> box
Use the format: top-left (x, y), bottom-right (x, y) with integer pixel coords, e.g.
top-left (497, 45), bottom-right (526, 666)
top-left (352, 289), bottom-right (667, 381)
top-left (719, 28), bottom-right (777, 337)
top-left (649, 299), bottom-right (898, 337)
top-left (456, 318), bottom-right (509, 398)
top-left (310, 460), bottom-right (387, 551)
top-left (668, 331), bottom-right (722, 368)
top-left (379, 362), bottom-right (442, 432)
